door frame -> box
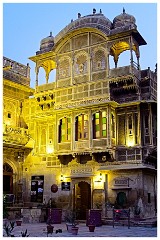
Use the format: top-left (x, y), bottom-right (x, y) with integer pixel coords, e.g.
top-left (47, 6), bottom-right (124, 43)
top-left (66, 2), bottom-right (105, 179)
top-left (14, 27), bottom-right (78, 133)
top-left (72, 178), bottom-right (92, 219)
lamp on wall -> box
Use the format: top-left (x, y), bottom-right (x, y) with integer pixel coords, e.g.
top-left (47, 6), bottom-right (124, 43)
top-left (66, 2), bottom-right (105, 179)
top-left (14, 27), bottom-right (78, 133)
top-left (16, 152), bottom-right (24, 160)
top-left (94, 173), bottom-right (103, 189)
top-left (95, 173), bottom-right (103, 182)
top-left (47, 145), bottom-right (54, 154)
top-left (60, 175), bottom-right (64, 181)
top-left (99, 173), bottom-right (102, 181)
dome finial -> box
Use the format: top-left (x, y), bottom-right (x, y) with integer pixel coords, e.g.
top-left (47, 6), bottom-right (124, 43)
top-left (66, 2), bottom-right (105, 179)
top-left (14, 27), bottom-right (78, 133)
top-left (123, 8), bottom-right (125, 14)
top-left (50, 31), bottom-right (52, 37)
top-left (93, 8), bottom-right (96, 14)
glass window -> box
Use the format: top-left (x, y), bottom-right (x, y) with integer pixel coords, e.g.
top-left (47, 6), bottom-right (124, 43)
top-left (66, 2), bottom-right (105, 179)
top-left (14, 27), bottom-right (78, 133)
top-left (75, 114), bottom-right (88, 140)
top-left (59, 117), bottom-right (71, 142)
top-left (93, 111), bottom-right (107, 138)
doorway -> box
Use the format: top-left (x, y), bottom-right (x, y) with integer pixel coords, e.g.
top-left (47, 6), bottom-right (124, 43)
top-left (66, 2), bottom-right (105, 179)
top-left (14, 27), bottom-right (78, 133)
top-left (3, 163), bottom-right (13, 194)
top-left (116, 191), bottom-right (127, 208)
top-left (74, 181), bottom-right (91, 220)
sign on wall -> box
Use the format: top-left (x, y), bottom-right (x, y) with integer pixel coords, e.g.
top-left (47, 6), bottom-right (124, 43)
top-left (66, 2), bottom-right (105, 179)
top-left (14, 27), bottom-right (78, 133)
top-left (31, 175), bottom-right (44, 203)
top-left (61, 182), bottom-right (70, 191)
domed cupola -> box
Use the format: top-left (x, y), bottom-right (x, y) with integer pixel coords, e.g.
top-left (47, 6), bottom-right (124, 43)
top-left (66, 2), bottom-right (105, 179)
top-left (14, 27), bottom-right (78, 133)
top-left (113, 8), bottom-right (136, 29)
top-left (39, 32), bottom-right (54, 53)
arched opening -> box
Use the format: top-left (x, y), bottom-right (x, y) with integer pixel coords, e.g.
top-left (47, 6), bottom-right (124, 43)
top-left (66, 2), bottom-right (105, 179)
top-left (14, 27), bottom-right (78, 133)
top-left (48, 69), bottom-right (56, 83)
top-left (38, 67), bottom-right (46, 85)
top-left (3, 163), bottom-right (13, 194)
top-left (73, 181), bottom-right (91, 220)
top-left (109, 41), bottom-right (138, 69)
top-left (118, 50), bottom-right (137, 67)
top-left (116, 191), bottom-right (127, 208)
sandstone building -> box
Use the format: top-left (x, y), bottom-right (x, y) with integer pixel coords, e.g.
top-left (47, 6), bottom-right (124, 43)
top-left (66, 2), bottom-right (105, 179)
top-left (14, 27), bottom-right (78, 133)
top-left (3, 8), bottom-right (157, 220)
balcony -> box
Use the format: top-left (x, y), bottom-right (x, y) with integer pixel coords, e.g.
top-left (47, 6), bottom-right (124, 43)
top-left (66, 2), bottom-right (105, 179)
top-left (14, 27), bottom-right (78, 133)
top-left (3, 57), bottom-right (30, 87)
top-left (3, 124), bottom-right (30, 146)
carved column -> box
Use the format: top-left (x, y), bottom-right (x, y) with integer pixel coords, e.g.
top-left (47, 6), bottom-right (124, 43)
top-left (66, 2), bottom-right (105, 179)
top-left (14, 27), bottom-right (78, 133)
top-left (129, 36), bottom-right (134, 68)
top-left (89, 110), bottom-right (93, 149)
top-left (35, 65), bottom-right (39, 87)
top-left (149, 103), bottom-right (153, 145)
top-left (106, 53), bottom-right (110, 77)
top-left (89, 50), bottom-right (92, 82)
top-left (46, 72), bottom-right (49, 84)
top-left (55, 57), bottom-right (58, 88)
top-left (107, 105), bottom-right (111, 147)
top-left (71, 54), bottom-right (74, 85)
top-left (26, 63), bottom-right (30, 78)
top-left (72, 113), bottom-right (75, 151)
top-left (137, 56), bottom-right (140, 70)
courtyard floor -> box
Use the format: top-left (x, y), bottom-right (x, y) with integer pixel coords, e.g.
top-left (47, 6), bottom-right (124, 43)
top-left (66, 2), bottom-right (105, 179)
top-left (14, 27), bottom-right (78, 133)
top-left (3, 221), bottom-right (157, 238)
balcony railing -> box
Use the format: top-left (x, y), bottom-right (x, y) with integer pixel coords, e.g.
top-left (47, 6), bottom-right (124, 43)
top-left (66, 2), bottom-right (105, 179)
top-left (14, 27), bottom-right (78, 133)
top-left (3, 124), bottom-right (30, 145)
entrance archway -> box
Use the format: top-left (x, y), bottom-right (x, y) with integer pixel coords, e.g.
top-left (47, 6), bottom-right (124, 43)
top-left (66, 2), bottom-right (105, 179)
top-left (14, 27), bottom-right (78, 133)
top-left (3, 163), bottom-right (13, 194)
top-left (116, 191), bottom-right (127, 207)
top-left (73, 181), bottom-right (91, 220)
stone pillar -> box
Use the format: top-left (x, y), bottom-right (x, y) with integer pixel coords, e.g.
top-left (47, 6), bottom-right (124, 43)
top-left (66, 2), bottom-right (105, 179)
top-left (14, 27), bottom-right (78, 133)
top-left (106, 53), bottom-right (110, 77)
top-left (129, 36), bottom-right (133, 67)
top-left (137, 56), bottom-right (140, 70)
top-left (89, 51), bottom-right (92, 82)
top-left (26, 63), bottom-right (30, 78)
top-left (46, 72), bottom-right (49, 84)
top-left (71, 56), bottom-right (74, 85)
top-left (35, 65), bottom-right (39, 87)
top-left (89, 110), bottom-right (93, 148)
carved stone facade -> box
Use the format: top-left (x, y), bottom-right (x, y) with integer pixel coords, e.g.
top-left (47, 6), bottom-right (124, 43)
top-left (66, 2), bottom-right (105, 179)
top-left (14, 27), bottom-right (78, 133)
top-left (3, 9), bottom-right (157, 219)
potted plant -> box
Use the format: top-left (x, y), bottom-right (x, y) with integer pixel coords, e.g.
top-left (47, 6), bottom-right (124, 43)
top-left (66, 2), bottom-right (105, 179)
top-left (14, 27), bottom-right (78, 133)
top-left (88, 215), bottom-right (95, 232)
top-left (46, 220), bottom-right (54, 235)
top-left (71, 225), bottom-right (79, 235)
top-left (3, 196), bottom-right (9, 225)
top-left (64, 209), bottom-right (79, 234)
top-left (88, 224), bottom-right (95, 232)
top-left (15, 212), bottom-right (23, 226)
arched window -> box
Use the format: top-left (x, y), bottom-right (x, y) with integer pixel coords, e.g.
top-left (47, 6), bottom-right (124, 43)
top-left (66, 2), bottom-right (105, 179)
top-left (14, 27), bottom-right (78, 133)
top-left (93, 111), bottom-right (107, 139)
top-left (41, 128), bottom-right (46, 146)
top-left (75, 114), bottom-right (88, 140)
top-left (58, 58), bottom-right (70, 79)
top-left (58, 117), bottom-right (71, 143)
top-left (116, 192), bottom-right (127, 207)
top-left (40, 128), bottom-right (46, 153)
top-left (92, 49), bottom-right (106, 71)
top-left (3, 163), bottom-right (13, 174)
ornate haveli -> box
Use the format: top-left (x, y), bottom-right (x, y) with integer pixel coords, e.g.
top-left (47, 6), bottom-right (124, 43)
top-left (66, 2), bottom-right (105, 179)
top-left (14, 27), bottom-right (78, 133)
top-left (3, 8), bottom-right (157, 222)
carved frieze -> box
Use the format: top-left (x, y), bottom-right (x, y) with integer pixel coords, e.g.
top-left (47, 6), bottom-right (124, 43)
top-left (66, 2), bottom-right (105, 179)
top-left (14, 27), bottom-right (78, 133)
top-left (54, 96), bottom-right (110, 110)
top-left (113, 177), bottom-right (129, 186)
top-left (58, 143), bottom-right (71, 151)
top-left (75, 141), bottom-right (89, 149)
top-left (3, 125), bottom-right (29, 145)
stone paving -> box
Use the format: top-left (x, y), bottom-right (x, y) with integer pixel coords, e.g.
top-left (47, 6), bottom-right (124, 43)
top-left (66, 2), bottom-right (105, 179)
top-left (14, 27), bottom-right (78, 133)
top-left (3, 222), bottom-right (157, 237)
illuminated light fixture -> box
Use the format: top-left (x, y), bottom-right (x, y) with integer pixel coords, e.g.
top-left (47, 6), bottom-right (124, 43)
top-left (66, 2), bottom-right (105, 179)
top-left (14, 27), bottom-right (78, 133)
top-left (95, 173), bottom-right (103, 182)
top-left (99, 173), bottom-right (102, 181)
top-left (47, 145), bottom-right (54, 154)
top-left (127, 138), bottom-right (134, 147)
top-left (17, 152), bottom-right (24, 159)
top-left (60, 175), bottom-right (64, 181)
